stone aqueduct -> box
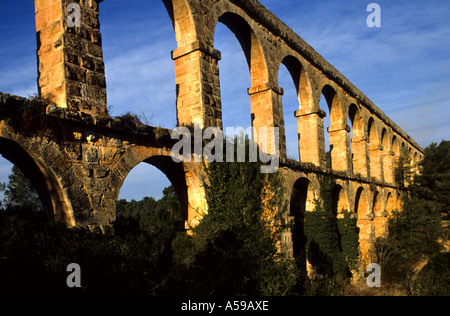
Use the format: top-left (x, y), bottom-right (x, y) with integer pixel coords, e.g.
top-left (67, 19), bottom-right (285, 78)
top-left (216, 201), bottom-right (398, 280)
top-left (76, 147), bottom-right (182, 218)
top-left (0, 0), bottom-right (424, 264)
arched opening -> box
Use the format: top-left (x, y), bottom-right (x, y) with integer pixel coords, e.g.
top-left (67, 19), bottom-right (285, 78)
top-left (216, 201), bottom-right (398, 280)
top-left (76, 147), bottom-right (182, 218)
top-left (320, 85), bottom-right (348, 171)
top-left (355, 187), bottom-right (369, 216)
top-left (392, 136), bottom-right (399, 155)
top-left (381, 128), bottom-right (392, 183)
top-left (386, 192), bottom-right (395, 216)
top-left (347, 114), bottom-right (354, 172)
top-left (333, 184), bottom-right (350, 217)
top-left (214, 14), bottom-right (253, 133)
top-left (372, 191), bottom-right (383, 216)
top-left (0, 137), bottom-right (73, 225)
top-left (367, 118), bottom-right (377, 146)
top-left (118, 164), bottom-right (172, 202)
top-left (278, 55), bottom-right (313, 160)
top-left (99, 1), bottom-right (178, 129)
top-left (373, 191), bottom-right (387, 238)
top-left (217, 13), bottom-right (268, 88)
top-left (320, 88), bottom-right (332, 168)
top-left (392, 135), bottom-right (400, 164)
top-left (289, 177), bottom-right (315, 275)
top-left (117, 155), bottom-right (190, 231)
top-left (348, 103), bottom-right (367, 176)
top-left (368, 117), bottom-right (382, 180)
top-left (412, 151), bottom-right (420, 175)
top-left (214, 12), bottom-right (280, 155)
top-left (355, 186), bottom-right (373, 262)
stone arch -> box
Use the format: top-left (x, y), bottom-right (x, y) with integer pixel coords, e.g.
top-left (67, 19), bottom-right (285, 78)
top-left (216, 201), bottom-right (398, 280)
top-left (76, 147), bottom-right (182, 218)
top-left (319, 85), bottom-right (349, 172)
top-left (385, 192), bottom-right (395, 215)
top-left (164, 0), bottom-right (198, 48)
top-left (348, 103), bottom-right (368, 177)
top-left (372, 191), bottom-right (383, 216)
top-left (355, 186), bottom-right (374, 263)
top-left (100, 1), bottom-right (178, 130)
top-left (278, 55), bottom-right (314, 160)
top-left (373, 191), bottom-right (387, 238)
top-left (367, 117), bottom-right (379, 149)
top-left (412, 151), bottom-right (420, 174)
top-left (215, 12), bottom-right (269, 86)
top-left (381, 127), bottom-right (394, 183)
top-left (392, 135), bottom-right (399, 156)
top-left (401, 141), bottom-right (406, 154)
top-left (289, 177), bottom-right (317, 273)
top-left (0, 137), bottom-right (74, 226)
top-left (332, 184), bottom-right (350, 218)
top-left (320, 85), bottom-right (345, 128)
top-left (279, 55), bottom-right (314, 111)
top-left (412, 151), bottom-right (419, 164)
top-left (114, 147), bottom-right (206, 230)
top-left (212, 10), bottom-right (281, 156)
top-left (355, 186), bottom-right (370, 216)
top-left (367, 117), bottom-right (383, 180)
top-left (381, 128), bottom-right (389, 152)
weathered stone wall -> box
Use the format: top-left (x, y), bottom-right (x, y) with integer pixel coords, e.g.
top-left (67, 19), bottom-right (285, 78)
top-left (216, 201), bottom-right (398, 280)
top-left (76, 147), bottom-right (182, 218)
top-left (0, 93), bottom-right (207, 234)
top-left (35, 0), bottom-right (107, 117)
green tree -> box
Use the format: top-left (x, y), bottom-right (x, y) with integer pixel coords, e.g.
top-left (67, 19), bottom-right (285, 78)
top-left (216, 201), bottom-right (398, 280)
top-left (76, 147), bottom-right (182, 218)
top-left (170, 138), bottom-right (299, 296)
top-left (413, 140), bottom-right (450, 217)
top-left (1, 166), bottom-right (43, 212)
top-left (375, 141), bottom-right (448, 287)
top-left (388, 196), bottom-right (442, 260)
top-left (0, 184), bottom-right (184, 296)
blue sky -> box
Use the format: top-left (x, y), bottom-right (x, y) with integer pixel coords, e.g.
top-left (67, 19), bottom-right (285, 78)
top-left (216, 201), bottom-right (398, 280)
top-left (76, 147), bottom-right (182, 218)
top-left (0, 0), bottom-right (449, 201)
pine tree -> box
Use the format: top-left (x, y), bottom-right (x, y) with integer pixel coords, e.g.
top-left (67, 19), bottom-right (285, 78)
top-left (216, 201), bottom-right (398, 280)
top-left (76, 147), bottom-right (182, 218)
top-left (1, 165), bottom-right (43, 212)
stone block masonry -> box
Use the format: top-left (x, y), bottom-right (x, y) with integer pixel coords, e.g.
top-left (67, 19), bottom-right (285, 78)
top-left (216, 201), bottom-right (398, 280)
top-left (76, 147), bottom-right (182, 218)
top-left (35, 0), bottom-right (107, 117)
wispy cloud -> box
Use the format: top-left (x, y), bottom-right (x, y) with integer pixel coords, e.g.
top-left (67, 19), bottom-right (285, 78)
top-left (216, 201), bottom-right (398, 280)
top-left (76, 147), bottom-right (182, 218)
top-left (104, 42), bottom-right (177, 127)
top-left (100, 1), bottom-right (178, 128)
top-left (259, 0), bottom-right (450, 148)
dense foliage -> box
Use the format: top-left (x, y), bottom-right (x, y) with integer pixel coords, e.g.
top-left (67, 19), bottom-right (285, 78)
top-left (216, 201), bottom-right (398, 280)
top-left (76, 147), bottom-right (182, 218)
top-left (304, 175), bottom-right (359, 279)
top-left (374, 140), bottom-right (449, 295)
top-left (1, 166), bottom-right (43, 212)
top-left (0, 184), bottom-right (182, 296)
top-left (413, 140), bottom-right (450, 218)
top-left (168, 140), bottom-right (299, 296)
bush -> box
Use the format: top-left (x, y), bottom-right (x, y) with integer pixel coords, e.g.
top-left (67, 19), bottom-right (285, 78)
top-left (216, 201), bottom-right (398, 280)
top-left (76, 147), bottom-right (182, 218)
top-left (304, 175), bottom-right (358, 279)
top-left (169, 138), bottom-right (299, 296)
top-left (0, 187), bottom-right (182, 296)
top-left (412, 253), bottom-right (450, 296)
